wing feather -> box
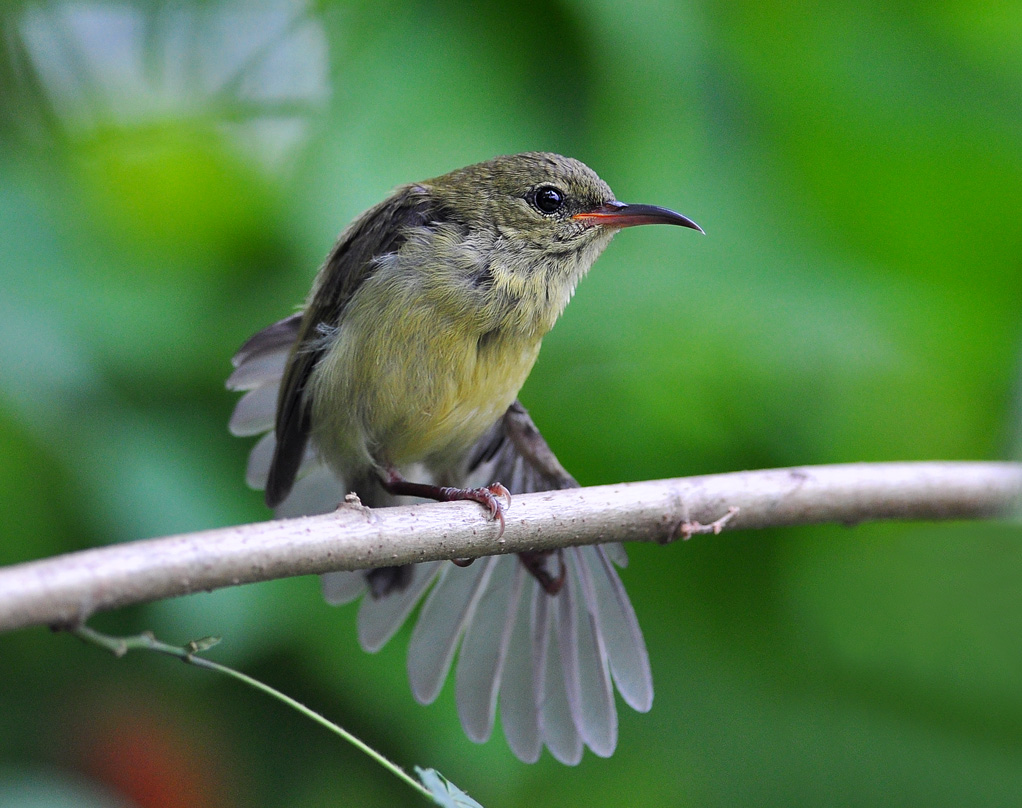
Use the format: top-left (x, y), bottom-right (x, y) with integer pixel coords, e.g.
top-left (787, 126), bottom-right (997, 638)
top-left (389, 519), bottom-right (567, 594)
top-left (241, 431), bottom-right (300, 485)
top-left (265, 187), bottom-right (439, 506)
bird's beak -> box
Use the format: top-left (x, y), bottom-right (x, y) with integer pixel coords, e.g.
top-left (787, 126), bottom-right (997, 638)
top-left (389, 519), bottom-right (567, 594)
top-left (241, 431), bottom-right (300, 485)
top-left (573, 201), bottom-right (704, 233)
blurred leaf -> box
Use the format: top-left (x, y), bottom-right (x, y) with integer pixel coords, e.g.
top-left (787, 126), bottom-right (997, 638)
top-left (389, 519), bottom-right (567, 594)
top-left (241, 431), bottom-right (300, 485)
top-left (0, 769), bottom-right (130, 808)
top-left (415, 767), bottom-right (484, 808)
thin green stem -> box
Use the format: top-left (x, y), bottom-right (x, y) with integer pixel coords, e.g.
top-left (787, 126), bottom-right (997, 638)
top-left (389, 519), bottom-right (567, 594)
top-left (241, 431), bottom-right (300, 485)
top-left (71, 625), bottom-right (434, 803)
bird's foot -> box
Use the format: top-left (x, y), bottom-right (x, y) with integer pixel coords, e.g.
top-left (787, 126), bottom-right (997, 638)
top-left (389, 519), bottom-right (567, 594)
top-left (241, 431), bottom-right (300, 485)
top-left (519, 550), bottom-right (566, 595)
top-left (435, 483), bottom-right (510, 538)
top-left (381, 471), bottom-right (511, 539)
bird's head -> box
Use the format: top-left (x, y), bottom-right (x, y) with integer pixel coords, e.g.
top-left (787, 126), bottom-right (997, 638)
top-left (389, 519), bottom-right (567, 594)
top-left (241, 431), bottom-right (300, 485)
top-left (423, 152), bottom-right (702, 261)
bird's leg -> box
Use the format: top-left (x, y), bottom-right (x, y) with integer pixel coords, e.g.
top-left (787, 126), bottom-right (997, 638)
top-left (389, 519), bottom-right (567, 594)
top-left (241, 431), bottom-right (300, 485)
top-left (380, 468), bottom-right (511, 540)
top-left (518, 550), bottom-right (567, 595)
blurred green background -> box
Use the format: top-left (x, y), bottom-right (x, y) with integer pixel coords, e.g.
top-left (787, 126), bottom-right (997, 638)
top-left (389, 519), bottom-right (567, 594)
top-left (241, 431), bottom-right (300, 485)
top-left (1, 1), bottom-right (1021, 806)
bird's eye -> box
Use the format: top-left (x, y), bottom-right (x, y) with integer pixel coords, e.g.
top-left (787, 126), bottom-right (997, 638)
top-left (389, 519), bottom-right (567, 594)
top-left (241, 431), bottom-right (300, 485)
top-left (532, 185), bottom-right (565, 214)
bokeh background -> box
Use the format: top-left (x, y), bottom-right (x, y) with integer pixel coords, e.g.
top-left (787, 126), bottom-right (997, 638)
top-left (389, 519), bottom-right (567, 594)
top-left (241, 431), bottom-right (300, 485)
top-left (2, 1), bottom-right (1021, 806)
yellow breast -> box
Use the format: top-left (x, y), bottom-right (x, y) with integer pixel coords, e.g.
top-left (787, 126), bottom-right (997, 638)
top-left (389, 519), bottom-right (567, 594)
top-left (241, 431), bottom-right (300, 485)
top-left (308, 277), bottom-right (545, 475)
top-left (400, 333), bottom-right (542, 465)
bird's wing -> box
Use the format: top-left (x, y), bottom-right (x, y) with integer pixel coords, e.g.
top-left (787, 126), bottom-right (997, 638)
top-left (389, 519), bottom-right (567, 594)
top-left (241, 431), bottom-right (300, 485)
top-left (227, 312), bottom-right (302, 441)
top-left (460, 399), bottom-right (579, 492)
top-left (265, 186), bottom-right (439, 507)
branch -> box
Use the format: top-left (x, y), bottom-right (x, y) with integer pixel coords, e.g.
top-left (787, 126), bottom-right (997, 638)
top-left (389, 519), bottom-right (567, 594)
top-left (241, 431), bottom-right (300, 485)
top-left (1, 461), bottom-right (1019, 634)
top-left (71, 625), bottom-right (442, 804)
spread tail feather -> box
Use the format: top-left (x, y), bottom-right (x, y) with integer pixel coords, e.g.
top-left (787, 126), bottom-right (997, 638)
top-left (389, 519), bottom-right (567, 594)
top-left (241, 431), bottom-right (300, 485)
top-left (228, 321), bottom-right (652, 763)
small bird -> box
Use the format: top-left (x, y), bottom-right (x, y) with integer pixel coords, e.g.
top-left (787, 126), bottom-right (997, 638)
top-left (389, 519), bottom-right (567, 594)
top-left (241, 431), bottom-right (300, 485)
top-left (227, 152), bottom-right (702, 764)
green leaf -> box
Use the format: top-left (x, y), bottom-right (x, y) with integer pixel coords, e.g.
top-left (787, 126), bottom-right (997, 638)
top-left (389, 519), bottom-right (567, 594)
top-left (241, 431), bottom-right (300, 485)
top-left (414, 768), bottom-right (484, 808)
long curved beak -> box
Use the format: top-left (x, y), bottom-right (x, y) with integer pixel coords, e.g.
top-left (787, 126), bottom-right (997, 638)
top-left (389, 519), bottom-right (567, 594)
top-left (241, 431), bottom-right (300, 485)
top-left (573, 201), bottom-right (704, 233)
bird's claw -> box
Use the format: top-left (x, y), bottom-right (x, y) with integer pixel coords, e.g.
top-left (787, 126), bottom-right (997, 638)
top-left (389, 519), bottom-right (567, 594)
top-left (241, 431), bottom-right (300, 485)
top-left (475, 483), bottom-right (509, 538)
top-left (437, 482), bottom-right (510, 538)
top-left (381, 471), bottom-right (510, 538)
top-left (488, 482), bottom-right (512, 509)
top-left (450, 486), bottom-right (505, 566)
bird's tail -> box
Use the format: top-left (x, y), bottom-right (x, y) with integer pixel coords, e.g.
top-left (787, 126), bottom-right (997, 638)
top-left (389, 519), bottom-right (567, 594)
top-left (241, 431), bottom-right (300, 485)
top-left (228, 318), bottom-right (652, 764)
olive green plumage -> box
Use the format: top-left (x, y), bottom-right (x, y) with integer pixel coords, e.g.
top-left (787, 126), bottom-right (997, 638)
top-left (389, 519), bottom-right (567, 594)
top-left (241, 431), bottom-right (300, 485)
top-left (268, 152), bottom-right (689, 507)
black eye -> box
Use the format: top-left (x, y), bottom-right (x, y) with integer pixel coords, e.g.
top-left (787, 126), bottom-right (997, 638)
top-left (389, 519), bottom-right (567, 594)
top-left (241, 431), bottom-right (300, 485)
top-left (532, 185), bottom-right (565, 214)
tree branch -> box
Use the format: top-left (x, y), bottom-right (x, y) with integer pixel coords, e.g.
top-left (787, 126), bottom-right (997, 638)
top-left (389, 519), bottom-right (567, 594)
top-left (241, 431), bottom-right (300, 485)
top-left (1, 461), bottom-right (1019, 634)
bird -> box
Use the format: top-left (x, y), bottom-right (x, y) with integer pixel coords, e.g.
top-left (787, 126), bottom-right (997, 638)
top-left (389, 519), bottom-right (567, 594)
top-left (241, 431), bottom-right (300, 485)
top-left (226, 152), bottom-right (702, 764)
